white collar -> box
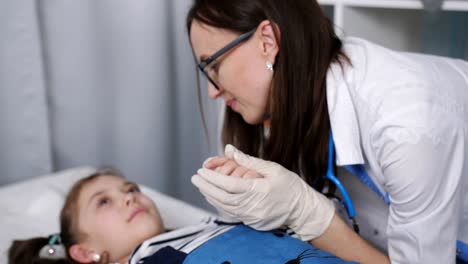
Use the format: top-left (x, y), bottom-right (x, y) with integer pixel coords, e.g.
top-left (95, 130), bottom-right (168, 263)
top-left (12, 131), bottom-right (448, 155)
top-left (326, 61), bottom-right (364, 166)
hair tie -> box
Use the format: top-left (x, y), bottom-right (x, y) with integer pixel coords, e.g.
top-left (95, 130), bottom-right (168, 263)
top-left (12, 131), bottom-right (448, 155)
top-left (48, 234), bottom-right (61, 245)
top-left (39, 233), bottom-right (66, 259)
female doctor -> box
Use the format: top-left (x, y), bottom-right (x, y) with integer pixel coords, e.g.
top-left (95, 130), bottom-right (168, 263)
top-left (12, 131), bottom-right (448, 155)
top-left (187, 0), bottom-right (468, 263)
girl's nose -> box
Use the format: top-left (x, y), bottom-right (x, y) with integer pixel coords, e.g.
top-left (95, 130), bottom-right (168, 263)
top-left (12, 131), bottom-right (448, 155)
top-left (125, 192), bottom-right (135, 206)
top-left (207, 83), bottom-right (222, 99)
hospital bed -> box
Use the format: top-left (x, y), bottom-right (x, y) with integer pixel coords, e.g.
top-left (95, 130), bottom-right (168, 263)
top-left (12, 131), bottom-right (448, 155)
top-left (0, 166), bottom-right (213, 263)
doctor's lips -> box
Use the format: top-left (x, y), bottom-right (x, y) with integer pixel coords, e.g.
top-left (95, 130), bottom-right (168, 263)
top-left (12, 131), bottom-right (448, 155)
top-left (127, 208), bottom-right (147, 222)
top-left (226, 99), bottom-right (237, 110)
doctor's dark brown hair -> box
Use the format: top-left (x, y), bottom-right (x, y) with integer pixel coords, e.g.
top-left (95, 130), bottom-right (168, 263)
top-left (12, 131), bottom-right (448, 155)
top-left (187, 0), bottom-right (348, 189)
top-left (8, 169), bottom-right (123, 264)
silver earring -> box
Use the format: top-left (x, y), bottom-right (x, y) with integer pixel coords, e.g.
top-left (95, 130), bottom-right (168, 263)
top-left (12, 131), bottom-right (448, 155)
top-left (266, 60), bottom-right (273, 72)
top-left (92, 253), bottom-right (101, 263)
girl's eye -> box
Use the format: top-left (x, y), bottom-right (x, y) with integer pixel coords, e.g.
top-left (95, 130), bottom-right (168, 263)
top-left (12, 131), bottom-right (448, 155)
top-left (98, 197), bottom-right (110, 207)
top-left (127, 185), bottom-right (140, 193)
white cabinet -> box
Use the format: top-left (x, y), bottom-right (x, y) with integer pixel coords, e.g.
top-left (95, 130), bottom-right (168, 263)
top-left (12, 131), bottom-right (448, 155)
top-left (319, 0), bottom-right (468, 59)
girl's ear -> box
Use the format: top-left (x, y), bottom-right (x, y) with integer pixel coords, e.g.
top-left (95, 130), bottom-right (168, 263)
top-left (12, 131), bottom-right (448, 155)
top-left (69, 244), bottom-right (97, 263)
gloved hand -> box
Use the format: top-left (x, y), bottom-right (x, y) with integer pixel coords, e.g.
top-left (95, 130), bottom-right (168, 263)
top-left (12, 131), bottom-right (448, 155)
top-left (192, 144), bottom-right (335, 241)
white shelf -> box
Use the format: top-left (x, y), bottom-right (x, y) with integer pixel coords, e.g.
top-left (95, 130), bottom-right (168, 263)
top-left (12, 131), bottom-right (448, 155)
top-left (318, 0), bottom-right (468, 59)
top-left (318, 0), bottom-right (468, 11)
top-left (319, 0), bottom-right (339, 5)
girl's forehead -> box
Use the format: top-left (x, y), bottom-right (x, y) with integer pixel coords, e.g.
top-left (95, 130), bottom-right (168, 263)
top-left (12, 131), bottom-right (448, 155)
top-left (79, 176), bottom-right (125, 201)
top-left (86, 175), bottom-right (124, 189)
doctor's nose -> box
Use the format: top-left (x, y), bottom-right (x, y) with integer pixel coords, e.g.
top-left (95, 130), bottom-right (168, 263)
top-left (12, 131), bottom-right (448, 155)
top-left (207, 83), bottom-right (222, 99)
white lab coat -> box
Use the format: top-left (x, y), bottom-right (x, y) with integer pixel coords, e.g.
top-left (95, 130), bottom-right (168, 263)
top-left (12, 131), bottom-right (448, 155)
top-left (327, 37), bottom-right (468, 263)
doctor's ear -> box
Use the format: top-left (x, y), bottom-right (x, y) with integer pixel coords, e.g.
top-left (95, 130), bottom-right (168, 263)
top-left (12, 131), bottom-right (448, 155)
top-left (256, 20), bottom-right (280, 61)
top-left (69, 244), bottom-right (100, 263)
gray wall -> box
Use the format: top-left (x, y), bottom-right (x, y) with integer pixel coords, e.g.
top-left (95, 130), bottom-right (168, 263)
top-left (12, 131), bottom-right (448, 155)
top-left (0, 0), bottom-right (220, 211)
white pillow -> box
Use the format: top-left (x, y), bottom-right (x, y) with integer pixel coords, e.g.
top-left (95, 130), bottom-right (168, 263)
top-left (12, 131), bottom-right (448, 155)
top-left (0, 166), bottom-right (213, 263)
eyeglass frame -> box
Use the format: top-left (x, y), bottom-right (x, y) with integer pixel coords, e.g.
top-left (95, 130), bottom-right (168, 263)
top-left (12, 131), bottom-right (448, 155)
top-left (197, 28), bottom-right (256, 90)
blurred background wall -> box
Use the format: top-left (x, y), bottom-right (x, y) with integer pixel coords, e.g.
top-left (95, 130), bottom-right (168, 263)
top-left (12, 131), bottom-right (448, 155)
top-left (0, 0), bottom-right (221, 210)
top-left (0, 0), bottom-right (466, 209)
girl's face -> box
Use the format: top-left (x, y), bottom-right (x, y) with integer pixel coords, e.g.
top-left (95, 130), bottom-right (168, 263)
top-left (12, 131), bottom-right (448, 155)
top-left (190, 20), bottom-right (278, 125)
top-left (74, 175), bottom-right (164, 263)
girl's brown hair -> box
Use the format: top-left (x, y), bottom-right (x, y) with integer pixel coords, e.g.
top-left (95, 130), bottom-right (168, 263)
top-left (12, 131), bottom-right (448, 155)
top-left (186, 0), bottom-right (347, 189)
top-left (8, 168), bottom-right (123, 264)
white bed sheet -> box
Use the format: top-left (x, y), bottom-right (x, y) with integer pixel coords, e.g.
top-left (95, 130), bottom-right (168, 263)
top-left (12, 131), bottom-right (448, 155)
top-left (0, 166), bottom-right (213, 263)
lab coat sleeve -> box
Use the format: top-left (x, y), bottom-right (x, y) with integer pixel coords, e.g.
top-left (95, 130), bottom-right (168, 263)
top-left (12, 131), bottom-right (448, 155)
top-left (375, 126), bottom-right (465, 263)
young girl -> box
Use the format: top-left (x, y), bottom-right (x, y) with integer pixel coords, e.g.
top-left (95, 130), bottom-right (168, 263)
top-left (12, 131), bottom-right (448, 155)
top-left (8, 168), bottom-right (355, 264)
top-left (9, 168), bottom-right (165, 264)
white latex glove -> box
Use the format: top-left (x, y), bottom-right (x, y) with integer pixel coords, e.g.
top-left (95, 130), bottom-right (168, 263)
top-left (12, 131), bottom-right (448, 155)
top-left (192, 144), bottom-right (335, 241)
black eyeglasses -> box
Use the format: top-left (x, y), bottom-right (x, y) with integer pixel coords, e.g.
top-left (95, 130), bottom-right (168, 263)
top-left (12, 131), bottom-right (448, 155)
top-left (197, 29), bottom-right (256, 90)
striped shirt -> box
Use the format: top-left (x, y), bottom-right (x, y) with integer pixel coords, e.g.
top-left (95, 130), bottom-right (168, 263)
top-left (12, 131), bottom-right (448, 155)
top-left (126, 217), bottom-right (353, 264)
top-left (127, 217), bottom-right (239, 264)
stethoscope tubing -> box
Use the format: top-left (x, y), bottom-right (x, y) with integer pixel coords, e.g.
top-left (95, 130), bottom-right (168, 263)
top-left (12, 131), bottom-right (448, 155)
top-left (325, 134), bottom-right (358, 226)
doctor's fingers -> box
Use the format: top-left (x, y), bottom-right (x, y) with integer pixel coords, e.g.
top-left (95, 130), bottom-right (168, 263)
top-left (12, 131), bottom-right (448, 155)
top-left (205, 196), bottom-right (239, 219)
top-left (197, 168), bottom-right (253, 193)
top-left (226, 144), bottom-right (276, 175)
top-left (224, 144), bottom-right (236, 159)
top-left (203, 189), bottom-right (250, 215)
top-left (192, 175), bottom-right (247, 206)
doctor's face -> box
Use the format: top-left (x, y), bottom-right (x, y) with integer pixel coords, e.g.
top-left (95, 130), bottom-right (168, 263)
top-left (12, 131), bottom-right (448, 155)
top-left (76, 175), bottom-right (164, 263)
top-left (190, 21), bottom-right (276, 125)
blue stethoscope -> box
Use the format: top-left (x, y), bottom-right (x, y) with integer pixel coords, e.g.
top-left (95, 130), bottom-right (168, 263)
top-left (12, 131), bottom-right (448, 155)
top-left (324, 133), bottom-right (359, 233)
top-left (326, 134), bottom-right (468, 261)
